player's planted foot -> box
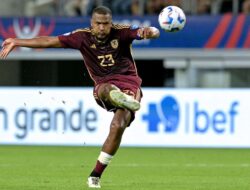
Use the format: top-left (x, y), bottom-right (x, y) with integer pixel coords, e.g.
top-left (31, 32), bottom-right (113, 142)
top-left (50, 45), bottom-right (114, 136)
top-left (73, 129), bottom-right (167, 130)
top-left (87, 176), bottom-right (101, 188)
top-left (109, 89), bottom-right (140, 111)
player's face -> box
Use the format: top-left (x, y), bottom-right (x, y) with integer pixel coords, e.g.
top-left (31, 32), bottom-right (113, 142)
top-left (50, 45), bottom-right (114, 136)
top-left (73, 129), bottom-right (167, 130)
top-left (91, 13), bottom-right (112, 40)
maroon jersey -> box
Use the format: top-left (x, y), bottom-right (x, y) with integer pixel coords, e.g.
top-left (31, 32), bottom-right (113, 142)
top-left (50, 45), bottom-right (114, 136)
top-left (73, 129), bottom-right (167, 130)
top-left (58, 24), bottom-right (142, 88)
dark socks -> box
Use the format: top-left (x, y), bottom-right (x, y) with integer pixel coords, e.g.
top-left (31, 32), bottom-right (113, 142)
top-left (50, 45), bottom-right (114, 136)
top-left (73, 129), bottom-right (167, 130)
top-left (90, 160), bottom-right (107, 178)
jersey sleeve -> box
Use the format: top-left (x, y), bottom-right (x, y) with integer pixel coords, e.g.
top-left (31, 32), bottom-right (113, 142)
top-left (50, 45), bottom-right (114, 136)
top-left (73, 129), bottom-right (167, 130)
top-left (58, 31), bottom-right (83, 49)
top-left (121, 25), bottom-right (143, 42)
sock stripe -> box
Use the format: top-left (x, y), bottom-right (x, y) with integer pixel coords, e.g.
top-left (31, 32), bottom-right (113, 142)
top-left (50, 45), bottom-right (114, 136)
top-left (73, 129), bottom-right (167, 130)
top-left (98, 151), bottom-right (113, 165)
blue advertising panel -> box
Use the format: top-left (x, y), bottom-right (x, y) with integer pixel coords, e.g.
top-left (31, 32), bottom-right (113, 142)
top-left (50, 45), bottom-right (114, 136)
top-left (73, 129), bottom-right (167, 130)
top-left (0, 14), bottom-right (250, 49)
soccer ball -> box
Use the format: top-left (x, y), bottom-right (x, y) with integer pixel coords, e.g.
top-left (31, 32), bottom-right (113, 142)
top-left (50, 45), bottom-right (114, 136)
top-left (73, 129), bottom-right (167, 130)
top-left (158, 6), bottom-right (186, 32)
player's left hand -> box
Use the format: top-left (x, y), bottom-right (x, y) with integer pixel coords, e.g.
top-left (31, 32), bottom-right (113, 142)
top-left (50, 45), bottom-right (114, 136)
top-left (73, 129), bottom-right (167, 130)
top-left (138, 27), bottom-right (160, 39)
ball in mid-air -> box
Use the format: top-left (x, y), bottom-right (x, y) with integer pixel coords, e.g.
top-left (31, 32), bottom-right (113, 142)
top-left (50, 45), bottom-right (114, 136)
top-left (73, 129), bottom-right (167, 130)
top-left (158, 6), bottom-right (186, 32)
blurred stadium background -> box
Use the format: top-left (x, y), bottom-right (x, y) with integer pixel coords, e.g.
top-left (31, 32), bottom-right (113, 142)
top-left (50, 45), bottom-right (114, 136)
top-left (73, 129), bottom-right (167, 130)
top-left (0, 1), bottom-right (250, 189)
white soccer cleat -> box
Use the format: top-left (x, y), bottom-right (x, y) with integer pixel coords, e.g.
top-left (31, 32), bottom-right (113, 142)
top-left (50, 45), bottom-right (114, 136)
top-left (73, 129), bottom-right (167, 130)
top-left (87, 176), bottom-right (101, 188)
top-left (109, 89), bottom-right (140, 111)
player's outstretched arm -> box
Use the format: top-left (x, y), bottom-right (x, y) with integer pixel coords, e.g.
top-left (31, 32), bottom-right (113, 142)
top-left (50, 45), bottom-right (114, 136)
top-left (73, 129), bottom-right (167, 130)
top-left (0, 36), bottom-right (62, 59)
top-left (138, 27), bottom-right (160, 39)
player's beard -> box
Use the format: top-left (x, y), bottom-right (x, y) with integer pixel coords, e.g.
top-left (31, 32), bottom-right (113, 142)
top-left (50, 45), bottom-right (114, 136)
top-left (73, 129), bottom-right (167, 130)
top-left (95, 32), bottom-right (110, 42)
top-left (97, 33), bottom-right (106, 39)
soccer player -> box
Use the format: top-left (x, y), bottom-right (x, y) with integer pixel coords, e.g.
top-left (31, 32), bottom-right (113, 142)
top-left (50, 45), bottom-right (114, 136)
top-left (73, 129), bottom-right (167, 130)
top-left (0, 6), bottom-right (160, 188)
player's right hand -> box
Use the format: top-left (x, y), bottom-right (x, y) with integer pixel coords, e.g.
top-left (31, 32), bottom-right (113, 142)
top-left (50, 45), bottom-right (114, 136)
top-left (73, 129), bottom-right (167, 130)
top-left (0, 38), bottom-right (16, 59)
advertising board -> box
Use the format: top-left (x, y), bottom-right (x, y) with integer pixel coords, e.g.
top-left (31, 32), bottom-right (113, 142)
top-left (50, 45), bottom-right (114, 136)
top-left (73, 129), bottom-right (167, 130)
top-left (0, 88), bottom-right (249, 148)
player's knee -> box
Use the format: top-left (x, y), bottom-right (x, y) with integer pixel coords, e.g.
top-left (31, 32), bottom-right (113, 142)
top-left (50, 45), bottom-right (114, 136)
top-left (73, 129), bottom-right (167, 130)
top-left (110, 120), bottom-right (126, 130)
top-left (98, 83), bottom-right (119, 100)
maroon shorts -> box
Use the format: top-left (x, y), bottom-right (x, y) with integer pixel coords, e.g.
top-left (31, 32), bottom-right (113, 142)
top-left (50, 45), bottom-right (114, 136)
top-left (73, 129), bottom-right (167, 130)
top-left (93, 80), bottom-right (142, 126)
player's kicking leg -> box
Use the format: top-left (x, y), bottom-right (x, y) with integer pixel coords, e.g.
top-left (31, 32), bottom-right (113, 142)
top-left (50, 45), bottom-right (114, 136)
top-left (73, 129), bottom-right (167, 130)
top-left (109, 89), bottom-right (140, 111)
top-left (96, 83), bottom-right (140, 112)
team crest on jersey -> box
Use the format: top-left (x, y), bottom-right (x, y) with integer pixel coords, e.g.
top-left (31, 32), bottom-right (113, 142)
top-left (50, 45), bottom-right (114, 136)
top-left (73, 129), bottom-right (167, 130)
top-left (90, 44), bottom-right (96, 49)
top-left (110, 39), bottom-right (119, 49)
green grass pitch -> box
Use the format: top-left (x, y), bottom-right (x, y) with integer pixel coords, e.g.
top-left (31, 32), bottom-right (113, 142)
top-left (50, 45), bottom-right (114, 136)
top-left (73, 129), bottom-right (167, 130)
top-left (0, 146), bottom-right (250, 190)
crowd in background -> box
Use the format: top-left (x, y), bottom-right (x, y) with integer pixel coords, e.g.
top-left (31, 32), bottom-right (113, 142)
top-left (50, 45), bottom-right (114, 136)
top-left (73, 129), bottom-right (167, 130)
top-left (0, 0), bottom-right (249, 17)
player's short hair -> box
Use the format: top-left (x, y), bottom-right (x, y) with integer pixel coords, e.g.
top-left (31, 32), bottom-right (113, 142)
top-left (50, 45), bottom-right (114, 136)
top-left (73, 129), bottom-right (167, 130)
top-left (92, 6), bottom-right (112, 16)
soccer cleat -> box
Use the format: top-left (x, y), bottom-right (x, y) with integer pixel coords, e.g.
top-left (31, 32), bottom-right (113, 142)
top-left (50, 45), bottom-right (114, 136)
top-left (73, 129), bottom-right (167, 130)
top-left (87, 176), bottom-right (101, 188)
top-left (109, 89), bottom-right (140, 111)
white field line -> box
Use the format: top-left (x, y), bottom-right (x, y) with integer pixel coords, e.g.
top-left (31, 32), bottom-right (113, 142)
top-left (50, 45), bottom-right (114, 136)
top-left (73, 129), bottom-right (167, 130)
top-left (0, 163), bottom-right (250, 168)
top-left (111, 163), bottom-right (250, 168)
